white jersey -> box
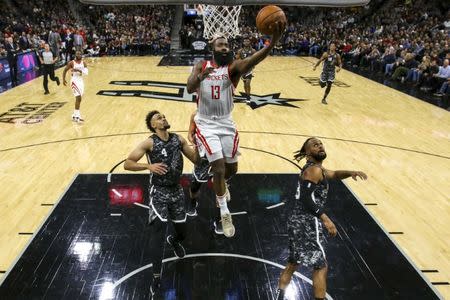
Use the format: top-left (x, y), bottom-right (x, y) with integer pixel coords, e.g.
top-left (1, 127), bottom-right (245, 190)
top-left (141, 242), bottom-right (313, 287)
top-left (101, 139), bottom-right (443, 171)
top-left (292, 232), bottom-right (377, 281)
top-left (197, 61), bottom-right (235, 118)
top-left (70, 60), bottom-right (86, 97)
top-left (72, 60), bottom-right (85, 79)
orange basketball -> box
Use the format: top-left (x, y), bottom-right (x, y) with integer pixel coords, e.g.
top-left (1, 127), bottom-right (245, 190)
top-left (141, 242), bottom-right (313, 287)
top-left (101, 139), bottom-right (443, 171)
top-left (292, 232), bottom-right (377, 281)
top-left (256, 5), bottom-right (287, 35)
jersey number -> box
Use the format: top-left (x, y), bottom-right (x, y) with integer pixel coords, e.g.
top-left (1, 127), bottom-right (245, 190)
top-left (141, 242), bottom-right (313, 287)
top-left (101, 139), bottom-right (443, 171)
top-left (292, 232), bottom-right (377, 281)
top-left (161, 148), bottom-right (167, 157)
top-left (211, 86), bottom-right (221, 100)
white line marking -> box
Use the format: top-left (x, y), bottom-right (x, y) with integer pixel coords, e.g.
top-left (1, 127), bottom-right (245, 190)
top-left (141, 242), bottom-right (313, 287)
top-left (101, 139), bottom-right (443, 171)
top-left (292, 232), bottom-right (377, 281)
top-left (110, 213), bottom-right (121, 217)
top-left (102, 92), bottom-right (117, 96)
top-left (265, 202), bottom-right (285, 209)
top-left (107, 173), bottom-right (112, 183)
top-left (133, 202), bottom-right (150, 209)
top-left (230, 211), bottom-right (247, 216)
top-left (111, 189), bottom-right (122, 198)
top-left (111, 253), bottom-right (333, 300)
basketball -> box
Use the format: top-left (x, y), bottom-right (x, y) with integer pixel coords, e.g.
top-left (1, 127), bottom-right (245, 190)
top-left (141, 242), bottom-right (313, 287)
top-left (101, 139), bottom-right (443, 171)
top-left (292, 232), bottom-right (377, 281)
top-left (256, 5), bottom-right (287, 35)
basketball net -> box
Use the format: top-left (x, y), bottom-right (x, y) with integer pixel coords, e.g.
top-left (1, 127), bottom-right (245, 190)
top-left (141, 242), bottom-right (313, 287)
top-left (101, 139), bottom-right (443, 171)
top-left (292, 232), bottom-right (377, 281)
top-left (198, 4), bottom-right (242, 40)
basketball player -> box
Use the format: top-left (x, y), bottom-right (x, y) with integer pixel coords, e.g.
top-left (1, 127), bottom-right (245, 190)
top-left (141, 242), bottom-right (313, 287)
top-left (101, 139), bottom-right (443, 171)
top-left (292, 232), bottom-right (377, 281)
top-left (313, 43), bottom-right (342, 104)
top-left (124, 110), bottom-right (199, 296)
top-left (62, 50), bottom-right (87, 122)
top-left (186, 23), bottom-right (284, 238)
top-left (276, 137), bottom-right (367, 300)
top-left (236, 37), bottom-right (256, 99)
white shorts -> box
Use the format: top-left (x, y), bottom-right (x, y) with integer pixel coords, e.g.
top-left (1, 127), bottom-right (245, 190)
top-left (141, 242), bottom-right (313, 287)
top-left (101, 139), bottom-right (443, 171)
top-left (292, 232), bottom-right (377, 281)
top-left (194, 114), bottom-right (240, 164)
top-left (70, 78), bottom-right (84, 97)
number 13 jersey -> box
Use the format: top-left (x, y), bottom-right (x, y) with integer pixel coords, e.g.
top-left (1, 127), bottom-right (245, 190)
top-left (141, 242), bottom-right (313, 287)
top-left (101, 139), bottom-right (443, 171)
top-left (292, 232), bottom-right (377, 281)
top-left (197, 61), bottom-right (235, 118)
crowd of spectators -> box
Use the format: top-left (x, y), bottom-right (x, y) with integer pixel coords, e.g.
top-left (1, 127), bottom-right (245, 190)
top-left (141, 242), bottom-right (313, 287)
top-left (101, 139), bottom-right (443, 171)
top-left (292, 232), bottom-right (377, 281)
top-left (1, 0), bottom-right (449, 96)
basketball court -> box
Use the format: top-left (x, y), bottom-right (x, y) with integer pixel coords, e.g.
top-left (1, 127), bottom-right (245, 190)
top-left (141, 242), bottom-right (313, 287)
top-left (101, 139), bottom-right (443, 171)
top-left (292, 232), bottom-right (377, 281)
top-left (0, 53), bottom-right (448, 299)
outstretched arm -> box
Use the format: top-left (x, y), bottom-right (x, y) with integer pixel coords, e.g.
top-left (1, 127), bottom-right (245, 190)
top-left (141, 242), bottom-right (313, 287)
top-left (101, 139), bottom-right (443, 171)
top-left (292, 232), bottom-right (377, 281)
top-left (325, 169), bottom-right (368, 181)
top-left (124, 139), bottom-right (168, 175)
top-left (229, 23), bottom-right (284, 78)
top-left (301, 166), bottom-right (337, 237)
top-left (313, 52), bottom-right (327, 70)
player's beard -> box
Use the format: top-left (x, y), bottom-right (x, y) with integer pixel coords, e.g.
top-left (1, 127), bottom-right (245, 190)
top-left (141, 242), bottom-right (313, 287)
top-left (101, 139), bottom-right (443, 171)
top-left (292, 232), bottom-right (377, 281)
top-left (312, 151), bottom-right (327, 162)
top-left (164, 124), bottom-right (171, 130)
top-left (213, 50), bottom-right (234, 66)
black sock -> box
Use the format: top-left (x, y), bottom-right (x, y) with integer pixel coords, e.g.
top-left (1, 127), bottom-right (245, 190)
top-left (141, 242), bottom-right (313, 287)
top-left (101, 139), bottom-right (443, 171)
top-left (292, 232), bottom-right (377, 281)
top-left (315, 298), bottom-right (325, 300)
top-left (276, 288), bottom-right (285, 299)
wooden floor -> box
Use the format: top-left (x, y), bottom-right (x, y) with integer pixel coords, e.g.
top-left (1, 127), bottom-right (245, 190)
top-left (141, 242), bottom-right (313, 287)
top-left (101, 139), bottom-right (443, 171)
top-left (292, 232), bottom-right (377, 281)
top-left (0, 56), bottom-right (449, 297)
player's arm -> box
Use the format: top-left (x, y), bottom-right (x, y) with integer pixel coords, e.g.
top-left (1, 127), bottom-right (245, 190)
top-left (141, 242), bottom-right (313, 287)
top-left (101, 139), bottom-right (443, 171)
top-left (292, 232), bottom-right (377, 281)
top-left (82, 61), bottom-right (89, 75)
top-left (124, 139), bottom-right (168, 175)
top-left (229, 22), bottom-right (284, 78)
top-left (187, 110), bottom-right (197, 144)
top-left (336, 54), bottom-right (343, 72)
top-left (187, 61), bottom-right (213, 94)
top-left (301, 166), bottom-right (337, 236)
top-left (62, 61), bottom-right (73, 86)
top-left (179, 134), bottom-right (200, 164)
top-left (324, 168), bottom-right (367, 181)
top-left (313, 52), bottom-right (327, 70)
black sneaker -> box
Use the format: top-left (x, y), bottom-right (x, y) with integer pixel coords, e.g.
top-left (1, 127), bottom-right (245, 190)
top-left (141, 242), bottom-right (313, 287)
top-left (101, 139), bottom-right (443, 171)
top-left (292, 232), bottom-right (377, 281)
top-left (186, 199), bottom-right (198, 217)
top-left (213, 221), bottom-right (224, 235)
top-left (275, 288), bottom-right (285, 300)
top-left (56, 77), bottom-right (60, 86)
top-left (150, 275), bottom-right (161, 297)
top-left (166, 235), bottom-right (185, 258)
top-left (322, 98), bottom-right (328, 105)
top-left (44, 91), bottom-right (49, 95)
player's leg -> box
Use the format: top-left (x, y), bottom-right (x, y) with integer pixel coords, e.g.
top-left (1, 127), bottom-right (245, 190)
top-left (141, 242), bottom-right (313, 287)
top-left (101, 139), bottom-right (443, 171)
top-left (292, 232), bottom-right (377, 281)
top-left (43, 66), bottom-right (50, 94)
top-left (322, 81), bottom-right (332, 104)
top-left (167, 186), bottom-right (187, 258)
top-left (148, 185), bottom-right (169, 297)
top-left (188, 157), bottom-right (210, 217)
top-left (71, 79), bottom-right (84, 122)
top-left (195, 118), bottom-right (234, 237)
top-left (276, 262), bottom-right (298, 299)
top-left (312, 265), bottom-right (328, 300)
top-left (244, 78), bottom-right (251, 98)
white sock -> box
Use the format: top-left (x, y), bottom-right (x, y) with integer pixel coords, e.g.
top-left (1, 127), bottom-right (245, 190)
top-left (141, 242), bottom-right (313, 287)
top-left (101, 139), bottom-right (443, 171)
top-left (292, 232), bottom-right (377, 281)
top-left (74, 109), bottom-right (80, 116)
top-left (217, 194), bottom-right (229, 216)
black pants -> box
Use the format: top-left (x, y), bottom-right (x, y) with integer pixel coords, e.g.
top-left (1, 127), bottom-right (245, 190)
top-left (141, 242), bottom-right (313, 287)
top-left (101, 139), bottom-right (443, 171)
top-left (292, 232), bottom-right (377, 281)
top-left (8, 59), bottom-right (17, 85)
top-left (42, 64), bottom-right (58, 92)
top-left (149, 218), bottom-right (186, 276)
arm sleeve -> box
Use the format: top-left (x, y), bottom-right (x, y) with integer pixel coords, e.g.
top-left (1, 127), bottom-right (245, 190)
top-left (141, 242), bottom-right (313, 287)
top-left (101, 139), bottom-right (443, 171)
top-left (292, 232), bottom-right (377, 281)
top-left (300, 180), bottom-right (324, 217)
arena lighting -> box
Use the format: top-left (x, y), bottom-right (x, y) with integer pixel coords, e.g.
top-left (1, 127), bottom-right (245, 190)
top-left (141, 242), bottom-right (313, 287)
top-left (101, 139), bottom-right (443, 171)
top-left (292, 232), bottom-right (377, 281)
top-left (79, 0), bottom-right (370, 7)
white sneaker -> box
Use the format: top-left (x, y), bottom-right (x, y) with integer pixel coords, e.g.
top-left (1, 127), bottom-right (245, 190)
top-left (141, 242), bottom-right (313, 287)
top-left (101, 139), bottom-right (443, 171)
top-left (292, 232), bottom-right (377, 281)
top-left (221, 213), bottom-right (235, 237)
top-left (72, 114), bottom-right (84, 123)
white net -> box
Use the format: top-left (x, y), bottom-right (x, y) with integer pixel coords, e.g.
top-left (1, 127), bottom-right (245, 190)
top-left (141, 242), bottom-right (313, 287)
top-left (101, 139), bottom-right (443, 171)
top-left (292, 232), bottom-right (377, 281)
top-left (199, 5), bottom-right (242, 40)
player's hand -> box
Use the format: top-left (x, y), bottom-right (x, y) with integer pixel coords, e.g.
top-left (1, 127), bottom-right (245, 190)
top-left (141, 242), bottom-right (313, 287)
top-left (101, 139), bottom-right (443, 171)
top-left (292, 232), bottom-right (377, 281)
top-left (321, 214), bottom-right (337, 237)
top-left (312, 66), bottom-right (316, 71)
top-left (63, 79), bottom-right (67, 86)
top-left (148, 163), bottom-right (168, 175)
top-left (351, 171), bottom-right (368, 181)
top-left (199, 67), bottom-right (215, 80)
top-left (336, 67), bottom-right (341, 73)
top-left (270, 21), bottom-right (285, 45)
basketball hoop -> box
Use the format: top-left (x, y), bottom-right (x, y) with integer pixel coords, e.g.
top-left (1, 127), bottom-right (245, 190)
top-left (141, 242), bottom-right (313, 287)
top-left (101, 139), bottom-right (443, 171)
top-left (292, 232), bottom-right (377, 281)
top-left (199, 4), bottom-right (242, 40)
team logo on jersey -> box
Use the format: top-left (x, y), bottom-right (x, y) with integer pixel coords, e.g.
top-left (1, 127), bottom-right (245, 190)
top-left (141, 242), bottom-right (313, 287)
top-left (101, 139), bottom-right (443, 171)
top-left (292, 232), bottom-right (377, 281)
top-left (97, 80), bottom-right (307, 109)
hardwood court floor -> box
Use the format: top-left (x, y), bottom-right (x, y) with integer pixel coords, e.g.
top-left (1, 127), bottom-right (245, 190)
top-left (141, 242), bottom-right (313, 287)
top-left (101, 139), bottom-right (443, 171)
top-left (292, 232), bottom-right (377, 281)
top-left (0, 56), bottom-right (449, 297)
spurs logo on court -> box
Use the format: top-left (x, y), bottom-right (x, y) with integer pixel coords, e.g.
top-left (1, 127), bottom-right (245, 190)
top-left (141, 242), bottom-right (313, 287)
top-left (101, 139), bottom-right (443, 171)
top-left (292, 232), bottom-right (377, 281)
top-left (97, 80), bottom-right (307, 109)
top-left (299, 76), bottom-right (351, 87)
top-left (0, 102), bottom-right (67, 124)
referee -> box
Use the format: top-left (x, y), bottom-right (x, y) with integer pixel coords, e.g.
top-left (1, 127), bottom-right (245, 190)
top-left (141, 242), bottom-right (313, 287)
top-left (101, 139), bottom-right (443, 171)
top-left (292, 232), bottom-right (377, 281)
top-left (39, 43), bottom-right (60, 94)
